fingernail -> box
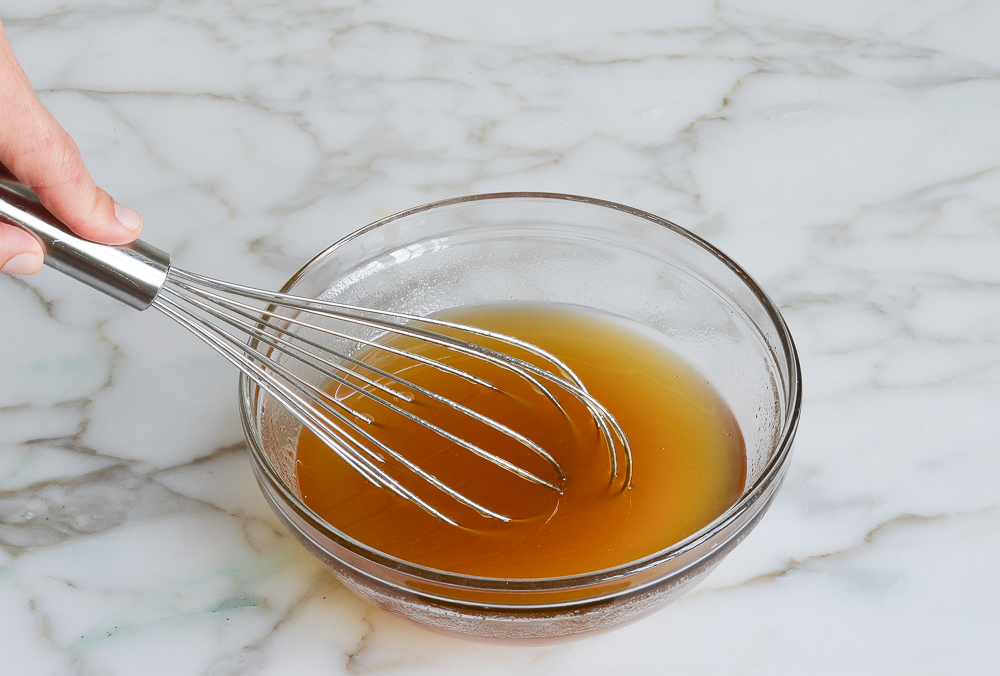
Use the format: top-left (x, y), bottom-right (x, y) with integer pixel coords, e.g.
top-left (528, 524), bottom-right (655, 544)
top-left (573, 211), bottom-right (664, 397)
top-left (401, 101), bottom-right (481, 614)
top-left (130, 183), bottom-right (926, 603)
top-left (113, 201), bottom-right (144, 234)
top-left (1, 252), bottom-right (43, 275)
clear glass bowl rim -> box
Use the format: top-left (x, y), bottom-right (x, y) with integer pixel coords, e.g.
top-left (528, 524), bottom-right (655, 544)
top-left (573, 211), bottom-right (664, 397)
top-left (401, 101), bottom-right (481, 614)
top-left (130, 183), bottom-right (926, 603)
top-left (239, 191), bottom-right (802, 592)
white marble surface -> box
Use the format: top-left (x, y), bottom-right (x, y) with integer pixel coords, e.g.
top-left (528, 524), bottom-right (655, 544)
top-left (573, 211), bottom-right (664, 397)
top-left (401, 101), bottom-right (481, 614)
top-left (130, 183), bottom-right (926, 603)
top-left (2, 0), bottom-right (999, 673)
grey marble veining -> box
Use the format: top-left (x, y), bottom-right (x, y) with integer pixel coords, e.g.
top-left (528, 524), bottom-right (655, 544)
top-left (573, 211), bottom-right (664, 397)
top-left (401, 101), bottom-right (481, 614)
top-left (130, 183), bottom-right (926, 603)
top-left (2, 1), bottom-right (999, 673)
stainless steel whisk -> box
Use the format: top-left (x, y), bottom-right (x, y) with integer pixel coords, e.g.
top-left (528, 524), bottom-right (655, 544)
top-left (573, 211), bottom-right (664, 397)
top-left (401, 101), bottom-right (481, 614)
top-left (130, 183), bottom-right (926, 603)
top-left (0, 170), bottom-right (631, 524)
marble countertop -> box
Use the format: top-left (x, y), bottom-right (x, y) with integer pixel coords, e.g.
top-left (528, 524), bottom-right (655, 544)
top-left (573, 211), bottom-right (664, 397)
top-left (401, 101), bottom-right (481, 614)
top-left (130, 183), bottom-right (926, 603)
top-left (2, 1), bottom-right (998, 673)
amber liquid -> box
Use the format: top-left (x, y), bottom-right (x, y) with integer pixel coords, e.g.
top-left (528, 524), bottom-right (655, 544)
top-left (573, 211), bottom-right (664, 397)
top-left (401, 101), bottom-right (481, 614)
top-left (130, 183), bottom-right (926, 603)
top-left (296, 303), bottom-right (745, 578)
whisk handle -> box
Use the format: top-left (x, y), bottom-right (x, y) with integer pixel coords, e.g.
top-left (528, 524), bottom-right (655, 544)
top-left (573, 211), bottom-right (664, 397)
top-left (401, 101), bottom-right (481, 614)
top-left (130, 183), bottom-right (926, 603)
top-left (0, 167), bottom-right (170, 310)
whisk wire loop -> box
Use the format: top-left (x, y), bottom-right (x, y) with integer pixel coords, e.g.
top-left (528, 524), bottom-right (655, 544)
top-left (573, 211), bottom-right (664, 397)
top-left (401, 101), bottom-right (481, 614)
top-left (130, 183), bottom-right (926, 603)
top-left (155, 267), bottom-right (633, 521)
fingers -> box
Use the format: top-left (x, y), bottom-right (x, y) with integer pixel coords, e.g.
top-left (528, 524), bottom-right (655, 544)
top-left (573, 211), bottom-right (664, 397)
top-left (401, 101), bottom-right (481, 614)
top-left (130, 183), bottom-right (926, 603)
top-left (0, 18), bottom-right (142, 275)
top-left (0, 221), bottom-right (43, 274)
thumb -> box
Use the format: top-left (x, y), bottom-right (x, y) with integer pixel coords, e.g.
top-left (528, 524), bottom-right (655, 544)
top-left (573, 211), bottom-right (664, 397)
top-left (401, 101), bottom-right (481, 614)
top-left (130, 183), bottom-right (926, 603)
top-left (9, 124), bottom-right (144, 245)
top-left (0, 20), bottom-right (142, 246)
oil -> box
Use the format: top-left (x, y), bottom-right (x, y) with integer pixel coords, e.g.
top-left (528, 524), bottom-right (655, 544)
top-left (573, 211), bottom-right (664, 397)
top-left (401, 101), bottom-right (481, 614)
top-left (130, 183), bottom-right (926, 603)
top-left (295, 303), bottom-right (745, 579)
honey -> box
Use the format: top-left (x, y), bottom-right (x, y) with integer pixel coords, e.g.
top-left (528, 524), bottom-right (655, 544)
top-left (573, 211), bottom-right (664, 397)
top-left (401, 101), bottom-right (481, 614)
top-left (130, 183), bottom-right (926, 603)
top-left (295, 303), bottom-right (745, 578)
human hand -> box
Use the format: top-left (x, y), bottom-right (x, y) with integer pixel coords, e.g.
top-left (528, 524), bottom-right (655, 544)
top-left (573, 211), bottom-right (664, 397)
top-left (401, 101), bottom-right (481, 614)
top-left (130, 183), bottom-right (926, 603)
top-left (0, 17), bottom-right (142, 276)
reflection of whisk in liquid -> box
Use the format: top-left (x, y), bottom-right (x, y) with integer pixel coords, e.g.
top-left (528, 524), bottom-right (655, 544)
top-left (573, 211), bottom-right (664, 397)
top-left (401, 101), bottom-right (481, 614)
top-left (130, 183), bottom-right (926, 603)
top-left (1, 170), bottom-right (630, 525)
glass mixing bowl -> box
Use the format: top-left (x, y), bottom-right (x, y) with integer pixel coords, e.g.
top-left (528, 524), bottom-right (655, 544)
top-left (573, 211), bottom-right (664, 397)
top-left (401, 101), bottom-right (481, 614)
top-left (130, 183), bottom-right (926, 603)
top-left (239, 193), bottom-right (801, 641)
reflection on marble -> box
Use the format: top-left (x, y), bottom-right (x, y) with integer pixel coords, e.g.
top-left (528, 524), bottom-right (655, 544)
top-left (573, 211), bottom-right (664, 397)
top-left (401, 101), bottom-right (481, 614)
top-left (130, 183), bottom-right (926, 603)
top-left (2, 0), bottom-right (999, 673)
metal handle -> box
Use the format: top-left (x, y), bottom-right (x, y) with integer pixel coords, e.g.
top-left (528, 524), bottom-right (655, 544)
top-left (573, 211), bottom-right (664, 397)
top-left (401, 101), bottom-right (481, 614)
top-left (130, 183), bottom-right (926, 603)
top-left (0, 166), bottom-right (170, 310)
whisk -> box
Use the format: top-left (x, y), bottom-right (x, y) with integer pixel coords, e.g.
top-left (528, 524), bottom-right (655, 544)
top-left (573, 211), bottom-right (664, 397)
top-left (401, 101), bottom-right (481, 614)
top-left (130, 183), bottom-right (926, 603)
top-left (0, 170), bottom-right (631, 525)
